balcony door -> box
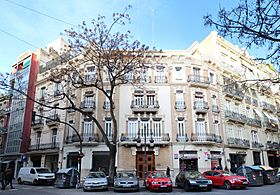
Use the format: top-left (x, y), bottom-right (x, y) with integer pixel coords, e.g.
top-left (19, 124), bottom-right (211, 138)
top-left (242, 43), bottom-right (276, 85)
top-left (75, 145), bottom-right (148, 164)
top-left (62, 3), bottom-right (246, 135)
top-left (196, 120), bottom-right (206, 141)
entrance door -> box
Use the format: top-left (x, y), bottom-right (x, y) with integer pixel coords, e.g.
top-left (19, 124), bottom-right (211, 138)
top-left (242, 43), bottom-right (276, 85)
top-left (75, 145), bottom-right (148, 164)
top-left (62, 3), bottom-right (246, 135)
top-left (136, 151), bottom-right (155, 179)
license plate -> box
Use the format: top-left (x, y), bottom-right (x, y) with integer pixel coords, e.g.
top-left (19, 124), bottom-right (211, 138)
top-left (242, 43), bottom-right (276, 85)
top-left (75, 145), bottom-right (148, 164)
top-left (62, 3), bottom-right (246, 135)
top-left (160, 185), bottom-right (167, 188)
top-left (243, 182), bottom-right (247, 184)
top-left (199, 185), bottom-right (207, 187)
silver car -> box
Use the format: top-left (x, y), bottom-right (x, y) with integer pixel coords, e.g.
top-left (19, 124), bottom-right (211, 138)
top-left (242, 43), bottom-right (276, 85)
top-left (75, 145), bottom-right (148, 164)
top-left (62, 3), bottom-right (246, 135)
top-left (114, 171), bottom-right (139, 192)
top-left (83, 172), bottom-right (108, 191)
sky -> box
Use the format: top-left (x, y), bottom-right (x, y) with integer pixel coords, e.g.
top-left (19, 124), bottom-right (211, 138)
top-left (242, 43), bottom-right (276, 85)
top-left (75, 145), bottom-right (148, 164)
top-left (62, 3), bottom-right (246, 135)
top-left (0, 0), bottom-right (240, 73)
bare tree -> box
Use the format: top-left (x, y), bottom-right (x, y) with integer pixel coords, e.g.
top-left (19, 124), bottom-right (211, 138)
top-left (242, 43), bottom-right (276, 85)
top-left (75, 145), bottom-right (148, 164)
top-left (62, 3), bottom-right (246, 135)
top-left (204, 0), bottom-right (280, 71)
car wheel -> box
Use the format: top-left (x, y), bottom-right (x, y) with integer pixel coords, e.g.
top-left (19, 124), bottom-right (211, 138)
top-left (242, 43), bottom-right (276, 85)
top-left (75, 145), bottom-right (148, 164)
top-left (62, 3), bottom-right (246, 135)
top-left (83, 188), bottom-right (87, 192)
top-left (33, 179), bottom-right (39, 185)
top-left (207, 186), bottom-right (212, 191)
top-left (17, 178), bottom-right (23, 184)
top-left (224, 181), bottom-right (231, 190)
top-left (184, 182), bottom-right (190, 192)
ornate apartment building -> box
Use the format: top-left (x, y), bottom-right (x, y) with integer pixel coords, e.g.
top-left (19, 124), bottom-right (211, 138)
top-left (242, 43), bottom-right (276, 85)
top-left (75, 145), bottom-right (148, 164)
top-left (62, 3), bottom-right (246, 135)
top-left (1, 32), bottom-right (279, 179)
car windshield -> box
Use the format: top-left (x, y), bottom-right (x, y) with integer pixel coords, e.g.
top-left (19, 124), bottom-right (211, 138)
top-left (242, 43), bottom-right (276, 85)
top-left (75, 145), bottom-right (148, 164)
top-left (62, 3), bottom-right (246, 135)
top-left (184, 171), bottom-right (202, 178)
top-left (87, 172), bottom-right (106, 178)
top-left (117, 172), bottom-right (136, 178)
top-left (220, 171), bottom-right (232, 176)
top-left (36, 168), bottom-right (51, 173)
top-left (151, 171), bottom-right (166, 178)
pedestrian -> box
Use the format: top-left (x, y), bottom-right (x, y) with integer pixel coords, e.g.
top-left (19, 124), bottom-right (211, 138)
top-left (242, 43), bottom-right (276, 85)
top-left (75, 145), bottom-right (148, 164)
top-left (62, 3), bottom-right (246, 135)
top-left (0, 168), bottom-right (5, 190)
top-left (166, 166), bottom-right (170, 177)
top-left (2, 166), bottom-right (14, 190)
top-left (224, 166), bottom-right (229, 172)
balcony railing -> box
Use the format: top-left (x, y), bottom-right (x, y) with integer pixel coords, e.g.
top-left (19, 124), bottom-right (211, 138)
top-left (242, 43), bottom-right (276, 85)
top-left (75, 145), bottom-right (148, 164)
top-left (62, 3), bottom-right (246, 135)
top-left (191, 133), bottom-right (222, 144)
top-left (264, 120), bottom-right (278, 132)
top-left (187, 75), bottom-right (210, 88)
top-left (154, 76), bottom-right (167, 83)
top-left (261, 101), bottom-right (276, 113)
top-left (120, 133), bottom-right (170, 146)
top-left (46, 114), bottom-right (60, 125)
top-left (175, 101), bottom-right (186, 110)
top-left (29, 142), bottom-right (60, 151)
top-left (130, 100), bottom-right (160, 113)
top-left (31, 119), bottom-right (44, 129)
top-left (227, 137), bottom-right (250, 148)
top-left (266, 141), bottom-right (280, 150)
top-left (247, 118), bottom-right (262, 127)
top-left (212, 105), bottom-right (219, 113)
top-left (193, 101), bottom-right (209, 113)
top-left (251, 141), bottom-right (264, 149)
top-left (80, 100), bottom-right (96, 111)
top-left (176, 134), bottom-right (188, 142)
top-left (225, 110), bottom-right (247, 124)
top-left (223, 86), bottom-right (244, 101)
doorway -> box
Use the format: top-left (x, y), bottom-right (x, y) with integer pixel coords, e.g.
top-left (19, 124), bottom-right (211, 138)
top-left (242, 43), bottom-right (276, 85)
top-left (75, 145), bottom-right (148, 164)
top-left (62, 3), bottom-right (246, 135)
top-left (136, 151), bottom-right (155, 179)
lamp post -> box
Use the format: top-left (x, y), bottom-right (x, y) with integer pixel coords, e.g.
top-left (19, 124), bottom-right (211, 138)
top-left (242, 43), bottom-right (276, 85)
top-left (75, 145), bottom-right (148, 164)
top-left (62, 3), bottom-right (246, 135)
top-left (136, 125), bottom-right (154, 186)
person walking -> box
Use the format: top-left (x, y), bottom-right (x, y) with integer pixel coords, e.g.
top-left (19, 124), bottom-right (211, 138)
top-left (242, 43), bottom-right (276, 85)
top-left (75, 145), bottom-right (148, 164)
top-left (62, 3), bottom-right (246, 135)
top-left (2, 166), bottom-right (14, 190)
top-left (166, 166), bottom-right (171, 177)
top-left (0, 168), bottom-right (5, 190)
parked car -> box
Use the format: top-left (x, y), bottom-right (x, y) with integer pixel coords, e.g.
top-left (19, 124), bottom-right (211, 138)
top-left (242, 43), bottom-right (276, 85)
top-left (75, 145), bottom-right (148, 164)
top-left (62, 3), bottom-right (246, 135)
top-left (258, 166), bottom-right (276, 184)
top-left (83, 171), bottom-right (108, 191)
top-left (54, 168), bottom-right (79, 188)
top-left (114, 171), bottom-right (139, 192)
top-left (275, 168), bottom-right (280, 182)
top-left (236, 166), bottom-right (264, 186)
top-left (145, 171), bottom-right (172, 192)
top-left (175, 170), bottom-right (212, 191)
top-left (202, 170), bottom-right (249, 189)
top-left (17, 167), bottom-right (55, 185)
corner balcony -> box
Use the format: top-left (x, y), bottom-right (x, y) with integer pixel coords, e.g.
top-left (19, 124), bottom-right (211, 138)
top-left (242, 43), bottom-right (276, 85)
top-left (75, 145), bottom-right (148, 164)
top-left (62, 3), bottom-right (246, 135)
top-left (175, 101), bottom-right (186, 111)
top-left (29, 142), bottom-right (60, 152)
top-left (46, 114), bottom-right (60, 126)
top-left (176, 134), bottom-right (189, 142)
top-left (264, 120), bottom-right (278, 132)
top-left (247, 118), bottom-right (262, 128)
top-left (80, 100), bottom-right (96, 112)
top-left (120, 133), bottom-right (170, 147)
top-left (261, 101), bottom-right (276, 113)
top-left (251, 141), bottom-right (264, 149)
top-left (187, 75), bottom-right (210, 88)
top-left (227, 137), bottom-right (250, 149)
top-left (31, 119), bottom-right (44, 130)
top-left (223, 86), bottom-right (244, 101)
top-left (191, 133), bottom-right (222, 145)
top-left (266, 141), bottom-right (280, 150)
top-left (193, 101), bottom-right (209, 114)
top-left (130, 100), bottom-right (160, 113)
top-left (224, 110), bottom-right (247, 124)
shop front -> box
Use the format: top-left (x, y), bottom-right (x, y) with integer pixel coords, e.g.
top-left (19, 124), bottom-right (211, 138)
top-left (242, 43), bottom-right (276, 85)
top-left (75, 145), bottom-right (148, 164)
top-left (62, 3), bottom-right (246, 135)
top-left (229, 152), bottom-right (246, 173)
top-left (267, 150), bottom-right (279, 168)
top-left (179, 151), bottom-right (198, 171)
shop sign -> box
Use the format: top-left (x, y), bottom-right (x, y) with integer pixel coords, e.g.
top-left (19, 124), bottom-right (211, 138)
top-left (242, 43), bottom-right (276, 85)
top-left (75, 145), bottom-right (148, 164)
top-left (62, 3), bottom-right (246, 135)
top-left (174, 153), bottom-right (179, 159)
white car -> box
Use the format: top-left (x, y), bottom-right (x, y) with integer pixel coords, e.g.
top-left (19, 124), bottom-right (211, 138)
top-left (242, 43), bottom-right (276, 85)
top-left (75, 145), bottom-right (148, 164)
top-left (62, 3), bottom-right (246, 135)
top-left (83, 172), bottom-right (108, 191)
top-left (17, 167), bottom-right (55, 185)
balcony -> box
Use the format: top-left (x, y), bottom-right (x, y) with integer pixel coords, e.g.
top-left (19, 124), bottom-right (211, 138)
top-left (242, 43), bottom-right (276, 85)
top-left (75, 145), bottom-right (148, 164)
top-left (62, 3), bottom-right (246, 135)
top-left (120, 133), bottom-right (170, 146)
top-left (176, 134), bottom-right (189, 142)
top-left (80, 100), bottom-right (96, 112)
top-left (84, 73), bottom-right (96, 84)
top-left (187, 75), bottom-right (210, 88)
top-left (31, 119), bottom-right (44, 129)
top-left (154, 76), bottom-right (167, 83)
top-left (266, 141), bottom-right (280, 150)
top-left (67, 133), bottom-right (99, 146)
top-left (252, 98), bottom-right (258, 107)
top-left (29, 142), bottom-right (60, 152)
top-left (212, 105), bottom-right (220, 113)
top-left (223, 86), bottom-right (244, 101)
top-left (227, 137), bottom-right (250, 149)
top-left (191, 133), bottom-right (222, 145)
top-left (193, 101), bottom-right (209, 114)
top-left (224, 110), bottom-right (247, 124)
top-left (175, 101), bottom-right (186, 111)
top-left (46, 114), bottom-right (60, 126)
top-left (264, 120), bottom-right (278, 132)
top-left (247, 118), bottom-right (262, 128)
top-left (130, 100), bottom-right (160, 113)
top-left (251, 141), bottom-right (264, 149)
top-left (261, 101), bottom-right (276, 113)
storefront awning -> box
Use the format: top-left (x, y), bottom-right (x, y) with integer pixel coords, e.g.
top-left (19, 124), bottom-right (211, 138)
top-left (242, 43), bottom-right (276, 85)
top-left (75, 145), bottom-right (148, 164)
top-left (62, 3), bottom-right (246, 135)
top-left (254, 109), bottom-right (263, 118)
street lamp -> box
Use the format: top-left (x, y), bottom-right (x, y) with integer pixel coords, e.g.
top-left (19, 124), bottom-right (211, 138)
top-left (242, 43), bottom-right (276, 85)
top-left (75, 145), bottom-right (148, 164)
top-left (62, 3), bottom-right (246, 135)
top-left (136, 125), bottom-right (154, 186)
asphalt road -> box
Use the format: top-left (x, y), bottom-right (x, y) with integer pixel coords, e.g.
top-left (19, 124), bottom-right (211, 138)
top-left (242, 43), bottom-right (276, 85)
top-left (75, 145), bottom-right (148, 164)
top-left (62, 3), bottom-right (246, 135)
top-left (1, 182), bottom-right (280, 195)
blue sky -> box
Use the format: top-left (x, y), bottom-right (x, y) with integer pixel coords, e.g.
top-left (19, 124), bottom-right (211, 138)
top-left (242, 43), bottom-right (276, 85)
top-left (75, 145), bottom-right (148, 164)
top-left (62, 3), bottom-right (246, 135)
top-left (0, 0), bottom-right (239, 73)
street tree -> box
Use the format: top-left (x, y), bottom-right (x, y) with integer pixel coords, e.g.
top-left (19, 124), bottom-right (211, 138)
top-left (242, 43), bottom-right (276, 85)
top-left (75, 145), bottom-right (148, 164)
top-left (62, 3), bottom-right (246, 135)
top-left (0, 6), bottom-right (150, 182)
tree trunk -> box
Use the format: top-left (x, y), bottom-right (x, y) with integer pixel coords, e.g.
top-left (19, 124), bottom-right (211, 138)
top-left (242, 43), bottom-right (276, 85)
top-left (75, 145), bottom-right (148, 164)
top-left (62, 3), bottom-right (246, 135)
top-left (108, 144), bottom-right (117, 184)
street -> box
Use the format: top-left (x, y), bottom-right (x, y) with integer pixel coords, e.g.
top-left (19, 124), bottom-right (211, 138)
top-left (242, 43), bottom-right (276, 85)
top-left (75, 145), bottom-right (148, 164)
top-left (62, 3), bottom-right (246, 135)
top-left (1, 182), bottom-right (280, 195)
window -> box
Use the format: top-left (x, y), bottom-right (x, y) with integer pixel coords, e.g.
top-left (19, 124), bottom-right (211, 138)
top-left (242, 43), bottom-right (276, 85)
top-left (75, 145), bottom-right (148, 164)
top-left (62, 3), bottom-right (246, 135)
top-left (251, 131), bottom-right (258, 142)
top-left (237, 127), bottom-right (242, 139)
top-left (104, 90), bottom-right (111, 109)
top-left (193, 67), bottom-right (200, 81)
top-left (147, 95), bottom-right (155, 107)
top-left (83, 120), bottom-right (93, 139)
top-left (175, 66), bottom-right (183, 80)
top-left (155, 65), bottom-right (166, 83)
top-left (213, 120), bottom-right (220, 136)
top-left (177, 118), bottom-right (185, 137)
top-left (40, 87), bottom-right (46, 99)
top-left (212, 95), bottom-right (217, 106)
top-left (209, 72), bottom-right (215, 84)
top-left (67, 120), bottom-right (74, 142)
top-left (51, 129), bottom-right (57, 147)
top-left (196, 120), bottom-right (206, 141)
top-left (175, 90), bottom-right (185, 109)
top-left (84, 95), bottom-right (94, 107)
top-left (226, 125), bottom-right (234, 138)
top-left (54, 82), bottom-right (61, 96)
top-left (105, 119), bottom-right (112, 140)
top-left (128, 120), bottom-right (138, 138)
top-left (140, 121), bottom-right (150, 137)
top-left (152, 121), bottom-right (162, 138)
top-left (36, 132), bottom-right (41, 148)
top-left (225, 100), bottom-right (231, 110)
top-left (134, 95), bottom-right (144, 108)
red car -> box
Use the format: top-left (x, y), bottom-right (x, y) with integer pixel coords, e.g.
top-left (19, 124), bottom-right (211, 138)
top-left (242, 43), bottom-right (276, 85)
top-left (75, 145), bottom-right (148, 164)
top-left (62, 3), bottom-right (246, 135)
top-left (202, 170), bottom-right (249, 190)
top-left (145, 171), bottom-right (172, 192)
